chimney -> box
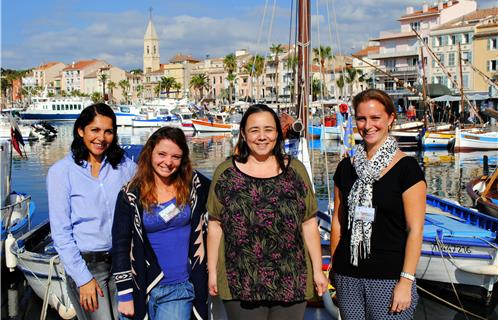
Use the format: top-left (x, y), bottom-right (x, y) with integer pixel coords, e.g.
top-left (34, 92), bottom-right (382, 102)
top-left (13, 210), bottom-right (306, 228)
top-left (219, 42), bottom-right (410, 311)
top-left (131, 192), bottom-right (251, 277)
top-left (72, 61), bottom-right (75, 68)
top-left (422, 2), bottom-right (429, 12)
top-left (438, 0), bottom-right (444, 10)
top-left (448, 0), bottom-right (453, 6)
top-left (406, 6), bottom-right (414, 14)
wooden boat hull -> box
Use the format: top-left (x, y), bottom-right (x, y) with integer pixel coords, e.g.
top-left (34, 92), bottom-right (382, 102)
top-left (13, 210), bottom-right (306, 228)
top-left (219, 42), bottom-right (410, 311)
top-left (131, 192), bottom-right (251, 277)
top-left (466, 177), bottom-right (498, 218)
top-left (454, 129), bottom-right (498, 152)
top-left (422, 131), bottom-right (454, 149)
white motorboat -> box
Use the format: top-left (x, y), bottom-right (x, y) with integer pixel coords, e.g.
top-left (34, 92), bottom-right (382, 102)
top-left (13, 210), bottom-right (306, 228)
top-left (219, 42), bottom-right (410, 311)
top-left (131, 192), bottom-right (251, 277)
top-left (20, 96), bottom-right (92, 121)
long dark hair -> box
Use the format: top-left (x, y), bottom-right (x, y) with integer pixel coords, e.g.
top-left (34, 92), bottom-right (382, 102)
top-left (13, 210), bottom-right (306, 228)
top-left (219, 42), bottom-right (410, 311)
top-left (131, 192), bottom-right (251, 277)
top-left (129, 126), bottom-right (192, 211)
top-left (71, 103), bottom-right (124, 168)
top-left (234, 104), bottom-right (287, 171)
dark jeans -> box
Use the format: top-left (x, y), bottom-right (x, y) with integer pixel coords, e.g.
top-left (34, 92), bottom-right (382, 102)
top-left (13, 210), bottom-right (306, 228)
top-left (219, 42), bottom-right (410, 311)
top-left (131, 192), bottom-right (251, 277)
top-left (223, 300), bottom-right (307, 320)
top-left (66, 260), bottom-right (118, 320)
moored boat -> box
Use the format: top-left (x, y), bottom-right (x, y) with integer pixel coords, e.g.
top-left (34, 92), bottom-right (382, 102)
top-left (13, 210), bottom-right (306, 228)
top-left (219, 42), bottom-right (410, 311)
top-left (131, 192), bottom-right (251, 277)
top-left (453, 128), bottom-right (498, 152)
top-left (20, 96), bottom-right (92, 121)
top-left (466, 169), bottom-right (498, 218)
top-left (317, 194), bottom-right (498, 305)
top-left (10, 220), bottom-right (76, 319)
top-left (1, 140), bottom-right (36, 259)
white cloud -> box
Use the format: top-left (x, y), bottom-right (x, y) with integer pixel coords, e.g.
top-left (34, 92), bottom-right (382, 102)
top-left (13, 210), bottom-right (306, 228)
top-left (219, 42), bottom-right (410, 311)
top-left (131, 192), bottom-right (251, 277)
top-left (2, 0), bottom-right (497, 70)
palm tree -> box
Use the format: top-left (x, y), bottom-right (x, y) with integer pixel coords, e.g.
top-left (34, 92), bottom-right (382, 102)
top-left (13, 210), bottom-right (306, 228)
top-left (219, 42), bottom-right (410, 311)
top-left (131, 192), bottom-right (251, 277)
top-left (98, 73), bottom-right (108, 100)
top-left (136, 84), bottom-right (144, 101)
top-left (344, 67), bottom-right (362, 99)
top-left (118, 79), bottom-right (130, 104)
top-left (223, 53), bottom-right (237, 104)
top-left (226, 73), bottom-right (237, 103)
top-left (189, 74), bottom-right (209, 102)
top-left (173, 82), bottom-right (182, 99)
top-left (107, 81), bottom-right (116, 103)
top-left (158, 76), bottom-right (177, 97)
top-left (270, 44), bottom-right (284, 102)
top-left (245, 55), bottom-right (265, 100)
top-left (285, 54), bottom-right (298, 104)
top-left (312, 46), bottom-right (333, 98)
top-left (311, 78), bottom-right (324, 101)
top-left (91, 92), bottom-right (103, 103)
top-left (336, 75), bottom-right (345, 99)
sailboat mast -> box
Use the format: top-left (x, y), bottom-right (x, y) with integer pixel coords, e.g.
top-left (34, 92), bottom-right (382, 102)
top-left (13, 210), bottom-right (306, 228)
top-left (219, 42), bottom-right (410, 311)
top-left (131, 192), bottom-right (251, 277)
top-left (419, 47), bottom-right (428, 129)
top-left (297, 0), bottom-right (310, 135)
top-left (457, 42), bottom-right (465, 123)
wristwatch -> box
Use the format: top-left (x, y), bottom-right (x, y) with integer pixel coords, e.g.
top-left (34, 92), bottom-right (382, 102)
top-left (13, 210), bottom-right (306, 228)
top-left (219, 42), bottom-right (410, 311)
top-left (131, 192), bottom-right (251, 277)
top-left (400, 271), bottom-right (415, 281)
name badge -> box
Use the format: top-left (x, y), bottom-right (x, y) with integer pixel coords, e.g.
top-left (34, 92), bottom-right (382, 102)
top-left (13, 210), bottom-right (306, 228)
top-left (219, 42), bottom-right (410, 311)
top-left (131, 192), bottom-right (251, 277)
top-left (158, 202), bottom-right (181, 224)
top-left (354, 206), bottom-right (375, 223)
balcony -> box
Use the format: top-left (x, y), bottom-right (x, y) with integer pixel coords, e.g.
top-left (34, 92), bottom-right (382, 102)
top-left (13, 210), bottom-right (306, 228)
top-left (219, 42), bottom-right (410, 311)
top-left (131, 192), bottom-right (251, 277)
top-left (369, 49), bottom-right (418, 60)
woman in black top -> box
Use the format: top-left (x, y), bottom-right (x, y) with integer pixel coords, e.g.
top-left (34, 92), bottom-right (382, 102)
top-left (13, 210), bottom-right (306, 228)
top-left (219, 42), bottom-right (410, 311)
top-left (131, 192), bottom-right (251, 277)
top-left (330, 89), bottom-right (426, 319)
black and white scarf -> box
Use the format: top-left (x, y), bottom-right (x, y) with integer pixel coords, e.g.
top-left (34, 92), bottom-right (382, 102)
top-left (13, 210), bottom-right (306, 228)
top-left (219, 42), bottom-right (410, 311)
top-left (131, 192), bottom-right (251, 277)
top-left (347, 136), bottom-right (398, 266)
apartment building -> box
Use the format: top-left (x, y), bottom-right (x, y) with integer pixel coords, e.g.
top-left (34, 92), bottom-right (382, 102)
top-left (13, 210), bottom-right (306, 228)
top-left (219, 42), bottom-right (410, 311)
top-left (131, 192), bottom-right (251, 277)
top-left (429, 8), bottom-right (498, 94)
top-left (61, 59), bottom-right (106, 93)
top-left (83, 64), bottom-right (127, 102)
top-left (369, 0), bottom-right (476, 106)
top-left (32, 62), bottom-right (65, 93)
top-left (472, 13), bottom-right (498, 96)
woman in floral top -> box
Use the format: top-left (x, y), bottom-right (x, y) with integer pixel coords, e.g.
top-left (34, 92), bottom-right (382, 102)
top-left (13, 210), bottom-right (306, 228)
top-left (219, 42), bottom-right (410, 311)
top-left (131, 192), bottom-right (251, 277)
top-left (207, 104), bottom-right (328, 320)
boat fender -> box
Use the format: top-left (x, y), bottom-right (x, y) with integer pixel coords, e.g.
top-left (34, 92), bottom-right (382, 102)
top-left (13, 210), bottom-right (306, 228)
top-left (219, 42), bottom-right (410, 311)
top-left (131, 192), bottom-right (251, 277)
top-left (50, 294), bottom-right (76, 320)
top-left (5, 233), bottom-right (17, 272)
top-left (292, 119), bottom-right (304, 133)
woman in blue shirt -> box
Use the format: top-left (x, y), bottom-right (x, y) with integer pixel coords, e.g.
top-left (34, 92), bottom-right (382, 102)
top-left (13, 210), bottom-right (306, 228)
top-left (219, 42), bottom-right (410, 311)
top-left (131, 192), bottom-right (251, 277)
top-left (48, 103), bottom-right (136, 320)
top-left (112, 126), bottom-right (210, 320)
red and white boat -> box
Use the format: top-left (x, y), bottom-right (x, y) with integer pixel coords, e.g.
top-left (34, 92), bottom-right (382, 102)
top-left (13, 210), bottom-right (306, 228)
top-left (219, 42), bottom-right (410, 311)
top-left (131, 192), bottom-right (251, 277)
top-left (191, 119), bottom-right (234, 132)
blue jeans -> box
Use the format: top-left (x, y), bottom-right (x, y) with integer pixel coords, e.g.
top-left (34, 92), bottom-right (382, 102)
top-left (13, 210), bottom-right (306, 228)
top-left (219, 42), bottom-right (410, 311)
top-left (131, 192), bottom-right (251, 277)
top-left (67, 260), bottom-right (118, 320)
top-left (148, 280), bottom-right (195, 320)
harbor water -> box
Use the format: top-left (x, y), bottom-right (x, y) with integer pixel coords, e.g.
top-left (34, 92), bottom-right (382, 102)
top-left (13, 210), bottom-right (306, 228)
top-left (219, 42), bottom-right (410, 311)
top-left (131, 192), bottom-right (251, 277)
top-left (2, 122), bottom-right (498, 319)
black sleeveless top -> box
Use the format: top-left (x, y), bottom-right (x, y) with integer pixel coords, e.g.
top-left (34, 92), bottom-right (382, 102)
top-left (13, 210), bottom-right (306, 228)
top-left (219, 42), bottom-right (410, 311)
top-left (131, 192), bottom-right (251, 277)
top-left (332, 156), bottom-right (425, 279)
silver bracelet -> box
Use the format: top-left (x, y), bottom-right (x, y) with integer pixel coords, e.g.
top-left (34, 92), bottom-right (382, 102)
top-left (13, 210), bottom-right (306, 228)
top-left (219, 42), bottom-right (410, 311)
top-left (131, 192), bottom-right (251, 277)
top-left (400, 272), bottom-right (415, 281)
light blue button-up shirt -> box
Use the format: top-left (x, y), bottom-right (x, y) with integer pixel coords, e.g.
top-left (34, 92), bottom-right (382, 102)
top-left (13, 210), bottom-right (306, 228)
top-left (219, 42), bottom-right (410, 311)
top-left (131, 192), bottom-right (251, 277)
top-left (47, 153), bottom-right (136, 287)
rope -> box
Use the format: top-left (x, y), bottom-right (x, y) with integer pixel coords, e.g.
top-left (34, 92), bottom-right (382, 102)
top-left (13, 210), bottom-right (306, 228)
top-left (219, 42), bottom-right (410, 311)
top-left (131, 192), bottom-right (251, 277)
top-left (416, 285), bottom-right (486, 320)
top-left (40, 254), bottom-right (59, 320)
top-left (435, 234), bottom-right (470, 320)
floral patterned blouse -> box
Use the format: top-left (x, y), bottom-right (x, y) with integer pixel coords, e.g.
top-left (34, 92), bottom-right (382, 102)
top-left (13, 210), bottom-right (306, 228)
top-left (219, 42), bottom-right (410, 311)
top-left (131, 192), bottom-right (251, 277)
top-left (207, 157), bottom-right (317, 302)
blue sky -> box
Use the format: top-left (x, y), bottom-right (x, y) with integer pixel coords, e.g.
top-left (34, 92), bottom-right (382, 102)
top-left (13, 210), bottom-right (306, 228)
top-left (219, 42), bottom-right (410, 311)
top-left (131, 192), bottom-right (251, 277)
top-left (1, 0), bottom-right (496, 71)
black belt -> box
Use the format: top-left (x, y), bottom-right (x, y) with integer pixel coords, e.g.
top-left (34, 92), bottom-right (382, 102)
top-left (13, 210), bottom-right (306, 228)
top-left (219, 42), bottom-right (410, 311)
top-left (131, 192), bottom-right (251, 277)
top-left (81, 251), bottom-right (111, 263)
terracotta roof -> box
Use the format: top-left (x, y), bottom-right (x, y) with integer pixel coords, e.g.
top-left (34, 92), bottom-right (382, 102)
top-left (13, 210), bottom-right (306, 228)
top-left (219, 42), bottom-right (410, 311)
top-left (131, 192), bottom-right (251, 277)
top-left (399, 1), bottom-right (459, 20)
top-left (63, 60), bottom-right (101, 71)
top-left (433, 7), bottom-right (498, 31)
top-left (169, 54), bottom-right (200, 63)
top-left (36, 62), bottom-right (63, 70)
top-left (353, 46), bottom-right (380, 57)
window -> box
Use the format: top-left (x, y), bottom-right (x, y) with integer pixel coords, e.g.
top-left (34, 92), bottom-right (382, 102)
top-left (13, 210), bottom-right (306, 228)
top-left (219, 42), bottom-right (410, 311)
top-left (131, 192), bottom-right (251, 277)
top-left (147, 46), bottom-right (150, 54)
top-left (436, 76), bottom-right (444, 84)
top-left (438, 53), bottom-right (444, 65)
top-left (462, 33), bottom-right (470, 44)
top-left (462, 51), bottom-right (472, 64)
top-left (385, 81), bottom-right (394, 91)
top-left (450, 35), bottom-right (457, 45)
top-left (448, 52), bottom-right (455, 66)
top-left (489, 60), bottom-right (498, 72)
top-left (462, 74), bottom-right (469, 89)
top-left (213, 77), bottom-right (216, 84)
top-left (410, 21), bottom-right (420, 31)
top-left (154, 46), bottom-right (156, 54)
top-left (489, 37), bottom-right (498, 50)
